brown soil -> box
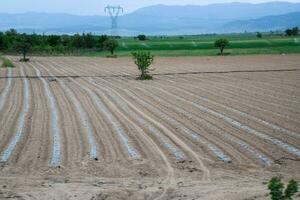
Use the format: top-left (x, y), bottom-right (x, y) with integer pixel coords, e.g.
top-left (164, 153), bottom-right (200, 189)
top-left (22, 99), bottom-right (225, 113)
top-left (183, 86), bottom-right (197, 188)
top-left (0, 55), bottom-right (299, 200)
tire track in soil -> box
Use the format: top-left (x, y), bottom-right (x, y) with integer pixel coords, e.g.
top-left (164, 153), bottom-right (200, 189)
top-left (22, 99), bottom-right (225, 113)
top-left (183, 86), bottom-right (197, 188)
top-left (87, 78), bottom-right (211, 181)
top-left (38, 63), bottom-right (98, 160)
top-left (173, 75), bottom-right (300, 125)
top-left (206, 74), bottom-right (300, 110)
top-left (50, 59), bottom-right (185, 162)
top-left (184, 75), bottom-right (300, 117)
top-left (30, 64), bottom-right (61, 167)
top-left (87, 81), bottom-right (209, 199)
top-left (166, 84), bottom-right (300, 140)
top-left (98, 76), bottom-right (272, 167)
top-left (131, 85), bottom-right (273, 167)
top-left (44, 59), bottom-right (178, 200)
top-left (98, 77), bottom-right (231, 164)
top-left (0, 67), bottom-right (30, 164)
top-left (70, 79), bottom-right (140, 159)
top-left (44, 60), bottom-right (140, 169)
top-left (211, 74), bottom-right (300, 104)
top-left (123, 89), bottom-right (231, 163)
top-left (154, 87), bottom-right (300, 158)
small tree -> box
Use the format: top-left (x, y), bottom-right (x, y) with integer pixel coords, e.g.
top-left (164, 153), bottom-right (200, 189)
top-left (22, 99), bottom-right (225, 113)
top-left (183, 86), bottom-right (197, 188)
top-left (291, 27), bottom-right (299, 36)
top-left (285, 29), bottom-right (293, 36)
top-left (103, 38), bottom-right (119, 56)
top-left (132, 51), bottom-right (154, 80)
top-left (14, 37), bottom-right (31, 62)
top-left (268, 177), bottom-right (299, 200)
top-left (256, 32), bottom-right (263, 38)
top-left (214, 38), bottom-right (229, 55)
top-left (137, 35), bottom-right (147, 41)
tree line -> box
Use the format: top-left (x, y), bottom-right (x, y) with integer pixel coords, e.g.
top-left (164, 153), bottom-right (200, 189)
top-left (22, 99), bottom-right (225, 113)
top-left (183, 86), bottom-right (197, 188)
top-left (0, 29), bottom-right (116, 55)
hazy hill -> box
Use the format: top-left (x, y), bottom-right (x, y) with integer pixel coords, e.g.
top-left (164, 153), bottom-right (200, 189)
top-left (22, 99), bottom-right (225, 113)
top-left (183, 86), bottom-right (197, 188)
top-left (223, 12), bottom-right (300, 32)
top-left (0, 1), bottom-right (300, 35)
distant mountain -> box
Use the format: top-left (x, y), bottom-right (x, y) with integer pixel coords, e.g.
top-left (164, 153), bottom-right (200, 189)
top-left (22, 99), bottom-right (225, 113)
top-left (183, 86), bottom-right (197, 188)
top-left (223, 12), bottom-right (300, 32)
top-left (1, 2), bottom-right (300, 35)
top-left (127, 2), bottom-right (300, 20)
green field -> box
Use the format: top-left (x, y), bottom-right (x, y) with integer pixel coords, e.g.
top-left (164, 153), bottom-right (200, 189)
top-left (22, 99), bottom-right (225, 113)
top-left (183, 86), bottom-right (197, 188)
top-left (82, 34), bottom-right (300, 57)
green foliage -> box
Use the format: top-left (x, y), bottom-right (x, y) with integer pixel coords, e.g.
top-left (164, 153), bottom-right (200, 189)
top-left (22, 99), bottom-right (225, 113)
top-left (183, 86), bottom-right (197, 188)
top-left (214, 38), bottom-right (230, 55)
top-left (268, 177), bottom-right (299, 200)
top-left (285, 27), bottom-right (299, 36)
top-left (103, 38), bottom-right (119, 55)
top-left (285, 180), bottom-right (299, 200)
top-left (0, 57), bottom-right (15, 68)
top-left (14, 36), bottom-right (32, 62)
top-left (137, 35), bottom-right (147, 41)
top-left (131, 51), bottom-right (154, 80)
top-left (256, 32), bottom-right (263, 38)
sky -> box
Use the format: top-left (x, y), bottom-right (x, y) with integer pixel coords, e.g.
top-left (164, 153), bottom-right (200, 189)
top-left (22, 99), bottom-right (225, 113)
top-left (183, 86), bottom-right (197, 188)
top-left (1, 0), bottom-right (300, 15)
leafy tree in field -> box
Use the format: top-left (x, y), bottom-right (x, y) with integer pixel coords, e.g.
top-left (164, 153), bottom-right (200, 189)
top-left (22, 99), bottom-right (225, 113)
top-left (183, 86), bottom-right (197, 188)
top-left (291, 27), bottom-right (299, 36)
top-left (285, 27), bottom-right (299, 36)
top-left (47, 35), bottom-right (61, 47)
top-left (268, 177), bottom-right (299, 200)
top-left (98, 35), bottom-right (108, 48)
top-left (214, 38), bottom-right (229, 55)
top-left (103, 38), bottom-right (118, 56)
top-left (83, 33), bottom-right (96, 48)
top-left (131, 51), bottom-right (154, 80)
top-left (286, 29), bottom-right (293, 36)
top-left (72, 34), bottom-right (86, 49)
top-left (137, 34), bottom-right (147, 41)
top-left (14, 37), bottom-right (32, 62)
top-left (256, 32), bottom-right (263, 38)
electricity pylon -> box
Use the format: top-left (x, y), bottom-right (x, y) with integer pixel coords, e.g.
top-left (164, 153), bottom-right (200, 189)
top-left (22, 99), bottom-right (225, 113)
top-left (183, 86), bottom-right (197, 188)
top-left (105, 5), bottom-right (123, 35)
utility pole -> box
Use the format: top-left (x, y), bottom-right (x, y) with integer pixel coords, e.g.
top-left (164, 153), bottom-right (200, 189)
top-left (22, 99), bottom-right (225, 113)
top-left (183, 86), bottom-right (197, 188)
top-left (105, 5), bottom-right (123, 36)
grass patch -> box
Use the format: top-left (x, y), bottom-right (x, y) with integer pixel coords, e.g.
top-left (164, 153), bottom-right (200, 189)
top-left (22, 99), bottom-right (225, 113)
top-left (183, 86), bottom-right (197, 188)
top-left (0, 55), bottom-right (15, 68)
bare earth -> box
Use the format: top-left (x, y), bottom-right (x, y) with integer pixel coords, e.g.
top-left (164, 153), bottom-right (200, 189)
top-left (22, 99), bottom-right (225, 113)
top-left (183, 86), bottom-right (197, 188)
top-left (0, 55), bottom-right (299, 200)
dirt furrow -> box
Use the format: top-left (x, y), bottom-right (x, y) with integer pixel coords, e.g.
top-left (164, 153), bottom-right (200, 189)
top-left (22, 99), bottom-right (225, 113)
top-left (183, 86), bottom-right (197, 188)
top-left (0, 67), bottom-right (30, 164)
top-left (173, 75), bottom-right (300, 125)
top-left (103, 76), bottom-right (273, 166)
top-left (97, 76), bottom-right (231, 163)
top-left (30, 64), bottom-right (61, 167)
top-left (0, 69), bottom-right (12, 112)
top-left (130, 85), bottom-right (273, 167)
top-left (200, 73), bottom-right (300, 101)
top-left (123, 89), bottom-right (232, 163)
top-left (209, 74), bottom-right (300, 106)
top-left (87, 79), bottom-right (212, 180)
top-left (184, 75), bottom-right (300, 116)
top-left (38, 63), bottom-right (98, 160)
top-left (166, 84), bottom-right (300, 139)
top-left (154, 87), bottom-right (300, 158)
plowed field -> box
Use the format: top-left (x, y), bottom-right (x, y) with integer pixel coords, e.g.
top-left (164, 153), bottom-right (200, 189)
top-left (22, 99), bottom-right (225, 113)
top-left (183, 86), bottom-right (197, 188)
top-left (0, 55), bottom-right (299, 200)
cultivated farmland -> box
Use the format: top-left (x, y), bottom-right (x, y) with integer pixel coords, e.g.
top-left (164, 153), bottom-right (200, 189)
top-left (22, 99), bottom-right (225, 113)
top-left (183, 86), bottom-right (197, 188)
top-left (0, 55), bottom-right (299, 199)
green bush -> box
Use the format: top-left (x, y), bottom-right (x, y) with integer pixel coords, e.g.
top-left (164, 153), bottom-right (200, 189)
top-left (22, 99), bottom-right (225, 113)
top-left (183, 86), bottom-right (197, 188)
top-left (214, 38), bottom-right (230, 55)
top-left (268, 177), bottom-right (299, 200)
top-left (103, 38), bottom-right (119, 56)
top-left (1, 57), bottom-right (15, 68)
top-left (131, 51), bottom-right (154, 80)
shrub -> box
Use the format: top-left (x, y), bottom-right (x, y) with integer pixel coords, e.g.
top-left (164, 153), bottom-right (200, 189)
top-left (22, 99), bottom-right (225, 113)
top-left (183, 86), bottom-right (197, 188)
top-left (131, 51), bottom-right (154, 80)
top-left (137, 35), bottom-right (147, 41)
top-left (268, 177), bottom-right (299, 200)
top-left (1, 57), bottom-right (15, 68)
top-left (256, 32), bottom-right (263, 38)
top-left (214, 38), bottom-right (229, 55)
top-left (103, 38), bottom-right (119, 56)
top-left (14, 38), bottom-right (31, 62)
